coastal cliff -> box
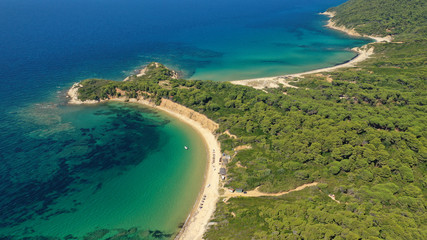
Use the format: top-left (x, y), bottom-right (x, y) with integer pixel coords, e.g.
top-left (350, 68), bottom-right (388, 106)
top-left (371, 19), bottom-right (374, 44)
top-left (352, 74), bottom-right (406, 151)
top-left (67, 94), bottom-right (219, 133)
top-left (159, 99), bottom-right (218, 133)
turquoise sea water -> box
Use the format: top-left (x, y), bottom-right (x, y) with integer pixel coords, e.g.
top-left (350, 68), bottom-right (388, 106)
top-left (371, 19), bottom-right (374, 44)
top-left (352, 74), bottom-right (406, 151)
top-left (0, 0), bottom-right (371, 239)
top-left (0, 102), bottom-right (206, 239)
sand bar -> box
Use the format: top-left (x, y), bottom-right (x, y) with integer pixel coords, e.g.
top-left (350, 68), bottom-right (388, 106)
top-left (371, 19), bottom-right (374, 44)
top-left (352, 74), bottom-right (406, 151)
top-left (231, 11), bottom-right (392, 90)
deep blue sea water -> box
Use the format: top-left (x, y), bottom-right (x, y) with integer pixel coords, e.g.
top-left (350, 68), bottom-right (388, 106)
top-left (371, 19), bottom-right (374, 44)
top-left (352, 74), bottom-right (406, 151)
top-left (0, 0), bottom-right (370, 239)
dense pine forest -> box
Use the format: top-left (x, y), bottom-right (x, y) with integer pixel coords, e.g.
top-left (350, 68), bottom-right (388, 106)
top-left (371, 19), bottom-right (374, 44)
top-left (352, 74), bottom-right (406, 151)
top-left (329, 0), bottom-right (426, 38)
top-left (76, 0), bottom-right (426, 239)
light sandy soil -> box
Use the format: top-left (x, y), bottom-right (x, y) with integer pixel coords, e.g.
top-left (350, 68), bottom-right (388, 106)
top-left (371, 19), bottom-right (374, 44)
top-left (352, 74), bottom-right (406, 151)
top-left (235, 161), bottom-right (247, 169)
top-left (328, 194), bottom-right (341, 204)
top-left (233, 144), bottom-right (252, 152)
top-left (223, 130), bottom-right (237, 139)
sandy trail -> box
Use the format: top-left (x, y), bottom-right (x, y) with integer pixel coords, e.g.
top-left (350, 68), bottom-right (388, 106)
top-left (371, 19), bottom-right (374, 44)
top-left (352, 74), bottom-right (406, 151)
top-left (223, 130), bottom-right (237, 139)
top-left (223, 182), bottom-right (319, 198)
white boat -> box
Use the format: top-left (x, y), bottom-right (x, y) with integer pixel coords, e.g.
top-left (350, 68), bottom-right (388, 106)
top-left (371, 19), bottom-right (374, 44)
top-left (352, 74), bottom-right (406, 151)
top-left (184, 146), bottom-right (189, 150)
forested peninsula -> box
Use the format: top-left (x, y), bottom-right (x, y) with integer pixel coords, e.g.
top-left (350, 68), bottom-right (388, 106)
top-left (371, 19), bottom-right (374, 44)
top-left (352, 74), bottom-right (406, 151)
top-left (70, 0), bottom-right (426, 239)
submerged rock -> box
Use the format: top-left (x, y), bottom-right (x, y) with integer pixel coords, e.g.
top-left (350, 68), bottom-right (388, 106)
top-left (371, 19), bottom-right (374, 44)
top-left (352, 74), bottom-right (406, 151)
top-left (83, 229), bottom-right (109, 240)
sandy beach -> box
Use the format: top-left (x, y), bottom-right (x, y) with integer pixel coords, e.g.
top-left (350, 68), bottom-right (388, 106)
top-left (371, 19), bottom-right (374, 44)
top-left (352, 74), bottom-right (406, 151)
top-left (123, 99), bottom-right (222, 240)
top-left (68, 90), bottom-right (221, 240)
top-left (231, 11), bottom-right (392, 90)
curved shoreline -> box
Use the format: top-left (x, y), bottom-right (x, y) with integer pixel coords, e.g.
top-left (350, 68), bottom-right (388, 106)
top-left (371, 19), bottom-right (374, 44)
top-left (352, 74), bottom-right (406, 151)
top-left (139, 99), bottom-right (221, 240)
top-left (230, 11), bottom-right (392, 90)
top-left (130, 99), bottom-right (220, 240)
top-left (68, 92), bottom-right (221, 240)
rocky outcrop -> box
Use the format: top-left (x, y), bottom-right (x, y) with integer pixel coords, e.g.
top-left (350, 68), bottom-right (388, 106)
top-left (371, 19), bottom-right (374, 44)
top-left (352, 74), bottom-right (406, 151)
top-left (124, 62), bottom-right (180, 81)
top-left (67, 83), bottom-right (100, 104)
top-left (160, 99), bottom-right (219, 132)
top-left (67, 83), bottom-right (81, 103)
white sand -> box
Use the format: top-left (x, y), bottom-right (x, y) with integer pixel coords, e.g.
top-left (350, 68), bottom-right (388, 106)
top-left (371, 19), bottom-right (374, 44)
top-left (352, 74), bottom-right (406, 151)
top-left (231, 12), bottom-right (392, 90)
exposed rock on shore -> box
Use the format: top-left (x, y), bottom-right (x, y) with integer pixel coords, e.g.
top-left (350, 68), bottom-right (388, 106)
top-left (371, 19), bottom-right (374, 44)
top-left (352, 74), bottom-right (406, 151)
top-left (124, 62), bottom-right (180, 81)
top-left (67, 83), bottom-right (100, 104)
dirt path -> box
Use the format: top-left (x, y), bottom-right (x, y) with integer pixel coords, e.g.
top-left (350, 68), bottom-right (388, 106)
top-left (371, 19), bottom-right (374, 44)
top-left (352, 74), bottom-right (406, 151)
top-left (328, 194), bottom-right (341, 204)
top-left (223, 182), bottom-right (319, 198)
top-left (223, 130), bottom-right (237, 139)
